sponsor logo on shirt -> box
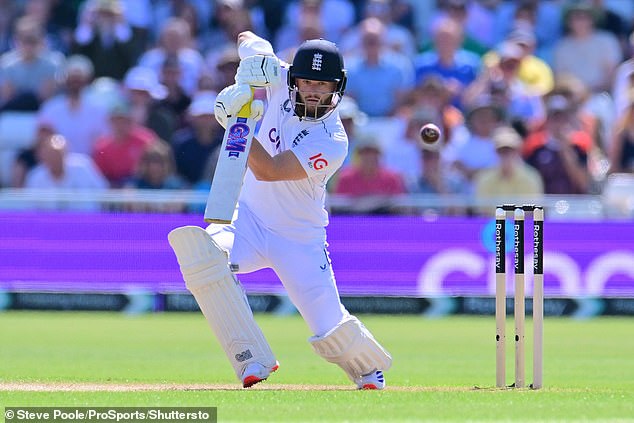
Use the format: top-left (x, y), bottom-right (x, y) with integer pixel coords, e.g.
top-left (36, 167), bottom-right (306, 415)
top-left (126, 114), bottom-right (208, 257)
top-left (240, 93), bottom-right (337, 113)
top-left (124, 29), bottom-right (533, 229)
top-left (281, 99), bottom-right (292, 113)
top-left (292, 129), bottom-right (309, 147)
top-left (308, 152), bottom-right (328, 170)
top-left (268, 128), bottom-right (281, 151)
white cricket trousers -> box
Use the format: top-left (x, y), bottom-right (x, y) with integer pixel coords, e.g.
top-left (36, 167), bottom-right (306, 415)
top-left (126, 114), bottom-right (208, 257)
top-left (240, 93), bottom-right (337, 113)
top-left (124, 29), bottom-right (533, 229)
top-left (206, 205), bottom-right (348, 337)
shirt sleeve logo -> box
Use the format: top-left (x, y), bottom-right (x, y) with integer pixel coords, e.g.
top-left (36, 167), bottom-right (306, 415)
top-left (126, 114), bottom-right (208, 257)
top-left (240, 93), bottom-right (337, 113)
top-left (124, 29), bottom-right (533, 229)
top-left (308, 153), bottom-right (328, 170)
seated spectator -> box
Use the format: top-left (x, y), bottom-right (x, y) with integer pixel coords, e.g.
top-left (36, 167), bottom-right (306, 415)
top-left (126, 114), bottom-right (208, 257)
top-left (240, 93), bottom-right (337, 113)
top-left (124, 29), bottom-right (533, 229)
top-left (10, 121), bottom-right (56, 188)
top-left (157, 56), bottom-right (191, 129)
top-left (523, 95), bottom-right (592, 194)
top-left (93, 101), bottom-right (158, 187)
top-left (125, 141), bottom-right (184, 212)
top-left (211, 46), bottom-right (240, 93)
top-left (612, 33), bottom-right (634, 120)
top-left (334, 134), bottom-right (406, 214)
top-left (608, 89), bottom-right (634, 174)
top-left (384, 108), bottom-right (438, 191)
top-left (0, 16), bottom-right (63, 110)
top-left (426, 0), bottom-right (488, 56)
top-left (337, 96), bottom-right (367, 168)
top-left (72, 0), bottom-right (142, 80)
top-left (474, 126), bottom-right (543, 214)
top-left (123, 66), bottom-right (177, 142)
top-left (344, 17), bottom-right (415, 117)
top-left (25, 133), bottom-right (108, 210)
top-left (463, 41), bottom-right (545, 134)
top-left (482, 26), bottom-right (554, 97)
top-left (38, 55), bottom-right (109, 156)
top-left (553, 2), bottom-right (621, 94)
top-left (171, 92), bottom-right (224, 187)
top-left (414, 16), bottom-right (481, 108)
top-left (138, 17), bottom-right (205, 96)
top-left (444, 96), bottom-right (505, 194)
top-left (339, 0), bottom-right (416, 57)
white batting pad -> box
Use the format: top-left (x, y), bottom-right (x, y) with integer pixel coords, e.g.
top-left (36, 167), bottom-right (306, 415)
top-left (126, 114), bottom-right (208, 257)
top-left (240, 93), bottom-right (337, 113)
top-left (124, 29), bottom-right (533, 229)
top-left (168, 226), bottom-right (277, 380)
top-left (309, 316), bottom-right (392, 383)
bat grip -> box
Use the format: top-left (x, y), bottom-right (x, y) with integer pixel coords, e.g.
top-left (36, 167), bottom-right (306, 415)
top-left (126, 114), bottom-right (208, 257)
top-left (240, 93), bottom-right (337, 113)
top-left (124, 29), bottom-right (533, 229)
top-left (236, 88), bottom-right (255, 118)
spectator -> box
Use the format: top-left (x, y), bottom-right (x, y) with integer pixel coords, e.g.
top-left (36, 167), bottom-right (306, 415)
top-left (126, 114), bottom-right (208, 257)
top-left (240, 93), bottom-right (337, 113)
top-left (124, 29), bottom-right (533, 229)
top-left (339, 0), bottom-right (416, 57)
top-left (474, 126), bottom-right (543, 213)
top-left (495, 0), bottom-right (563, 64)
top-left (483, 26), bottom-right (554, 97)
top-left (383, 108), bottom-right (438, 191)
top-left (123, 66), bottom-right (177, 142)
top-left (464, 41), bottom-right (545, 134)
top-left (444, 97), bottom-right (504, 193)
top-left (0, 16), bottom-right (63, 110)
top-left (523, 95), bottom-right (592, 194)
top-left (426, 0), bottom-right (488, 56)
top-left (401, 75), bottom-right (464, 144)
top-left (414, 16), bottom-right (481, 108)
top-left (10, 121), bottom-right (56, 188)
top-left (205, 0), bottom-right (254, 74)
top-left (612, 33), bottom-right (634, 120)
top-left (93, 101), bottom-right (158, 187)
top-left (138, 17), bottom-right (204, 96)
top-left (280, 0), bottom-right (355, 50)
top-left (553, 1), bottom-right (621, 94)
top-left (275, 0), bottom-right (324, 57)
top-left (463, 0), bottom-right (506, 50)
top-left (336, 96), bottom-right (367, 168)
top-left (608, 89), bottom-right (634, 174)
top-left (344, 17), bottom-right (415, 117)
top-left (157, 55), bottom-right (191, 129)
top-left (334, 134), bottom-right (406, 214)
top-left (171, 91), bottom-right (223, 187)
top-left (25, 133), bottom-right (108, 210)
top-left (211, 46), bottom-right (240, 92)
top-left (72, 0), bottom-right (142, 80)
top-left (38, 55), bottom-right (108, 156)
top-left (126, 141), bottom-right (183, 190)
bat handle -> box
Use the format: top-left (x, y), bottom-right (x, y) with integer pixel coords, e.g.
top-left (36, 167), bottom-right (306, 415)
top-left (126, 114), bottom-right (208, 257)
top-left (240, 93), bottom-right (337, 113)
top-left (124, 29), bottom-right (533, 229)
top-left (236, 88), bottom-right (255, 119)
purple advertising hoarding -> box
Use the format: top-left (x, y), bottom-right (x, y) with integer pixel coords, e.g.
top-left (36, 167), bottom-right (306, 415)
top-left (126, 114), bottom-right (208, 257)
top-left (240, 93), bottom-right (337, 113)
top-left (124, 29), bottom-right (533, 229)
top-left (1, 212), bottom-right (633, 297)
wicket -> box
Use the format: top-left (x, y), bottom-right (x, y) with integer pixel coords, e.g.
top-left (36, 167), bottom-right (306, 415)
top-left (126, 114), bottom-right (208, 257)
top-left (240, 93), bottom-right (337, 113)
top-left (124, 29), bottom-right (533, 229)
top-left (495, 204), bottom-right (544, 389)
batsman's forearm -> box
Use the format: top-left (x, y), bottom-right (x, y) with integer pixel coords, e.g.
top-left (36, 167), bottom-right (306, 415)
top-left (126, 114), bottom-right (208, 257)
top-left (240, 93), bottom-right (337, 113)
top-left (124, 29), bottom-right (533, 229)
top-left (247, 137), bottom-right (307, 182)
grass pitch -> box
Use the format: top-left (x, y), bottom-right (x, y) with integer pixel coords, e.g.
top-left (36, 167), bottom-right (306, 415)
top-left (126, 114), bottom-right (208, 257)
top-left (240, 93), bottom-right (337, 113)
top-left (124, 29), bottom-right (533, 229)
top-left (1, 312), bottom-right (633, 422)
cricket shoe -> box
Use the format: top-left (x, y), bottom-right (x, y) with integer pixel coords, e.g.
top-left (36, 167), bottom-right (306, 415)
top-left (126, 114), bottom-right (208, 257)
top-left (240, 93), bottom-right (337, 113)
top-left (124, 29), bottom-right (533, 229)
top-left (242, 361), bottom-right (279, 388)
top-left (357, 370), bottom-right (385, 390)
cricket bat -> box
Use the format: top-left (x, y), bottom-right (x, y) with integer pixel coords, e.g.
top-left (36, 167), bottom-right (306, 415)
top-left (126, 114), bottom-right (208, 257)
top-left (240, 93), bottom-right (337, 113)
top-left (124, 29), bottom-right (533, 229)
top-left (204, 94), bottom-right (255, 224)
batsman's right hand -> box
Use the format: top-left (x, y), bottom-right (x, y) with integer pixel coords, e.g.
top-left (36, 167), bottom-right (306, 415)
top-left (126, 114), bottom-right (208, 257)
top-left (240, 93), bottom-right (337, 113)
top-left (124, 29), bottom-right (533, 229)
top-left (214, 83), bottom-right (264, 129)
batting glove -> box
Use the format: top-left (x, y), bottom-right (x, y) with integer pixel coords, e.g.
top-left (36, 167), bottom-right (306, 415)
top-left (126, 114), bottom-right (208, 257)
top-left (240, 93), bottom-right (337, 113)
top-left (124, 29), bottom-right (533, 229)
top-left (235, 54), bottom-right (281, 88)
top-left (214, 83), bottom-right (264, 128)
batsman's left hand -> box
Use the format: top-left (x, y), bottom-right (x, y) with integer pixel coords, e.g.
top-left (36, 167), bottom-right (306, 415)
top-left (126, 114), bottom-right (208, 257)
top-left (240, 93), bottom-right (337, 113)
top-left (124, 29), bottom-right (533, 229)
top-left (214, 83), bottom-right (264, 128)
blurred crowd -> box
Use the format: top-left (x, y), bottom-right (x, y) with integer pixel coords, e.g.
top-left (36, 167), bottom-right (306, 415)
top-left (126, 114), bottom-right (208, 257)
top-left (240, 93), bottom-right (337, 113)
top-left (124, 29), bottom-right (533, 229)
top-left (1, 0), bottom-right (634, 214)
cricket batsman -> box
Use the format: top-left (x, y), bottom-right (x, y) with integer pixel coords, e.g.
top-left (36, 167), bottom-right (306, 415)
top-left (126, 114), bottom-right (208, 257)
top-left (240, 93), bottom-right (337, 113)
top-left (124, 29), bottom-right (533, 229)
top-left (168, 31), bottom-right (392, 389)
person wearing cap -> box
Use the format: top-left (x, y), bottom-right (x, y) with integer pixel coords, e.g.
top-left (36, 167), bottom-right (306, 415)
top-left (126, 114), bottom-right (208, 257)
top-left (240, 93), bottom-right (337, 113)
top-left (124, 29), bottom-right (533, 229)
top-left (523, 94), bottom-right (592, 194)
top-left (170, 91), bottom-right (223, 187)
top-left (37, 55), bottom-right (108, 156)
top-left (72, 0), bottom-right (141, 80)
top-left (463, 40), bottom-right (545, 132)
top-left (482, 25), bottom-right (554, 97)
top-left (167, 31), bottom-right (392, 390)
top-left (334, 133), bottom-right (406, 205)
top-left (123, 66), bottom-right (177, 142)
top-left (474, 126), bottom-right (543, 214)
top-left (92, 100), bottom-right (159, 187)
top-left (444, 95), bottom-right (505, 194)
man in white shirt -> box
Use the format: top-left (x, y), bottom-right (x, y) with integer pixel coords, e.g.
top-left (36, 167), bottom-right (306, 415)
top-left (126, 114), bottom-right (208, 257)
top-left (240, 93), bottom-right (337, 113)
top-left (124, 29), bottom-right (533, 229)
top-left (168, 32), bottom-right (391, 389)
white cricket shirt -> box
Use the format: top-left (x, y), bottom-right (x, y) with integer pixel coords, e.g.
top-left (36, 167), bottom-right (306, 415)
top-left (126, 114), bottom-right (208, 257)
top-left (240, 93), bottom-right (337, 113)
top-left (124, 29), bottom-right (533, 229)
top-left (237, 37), bottom-right (348, 243)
